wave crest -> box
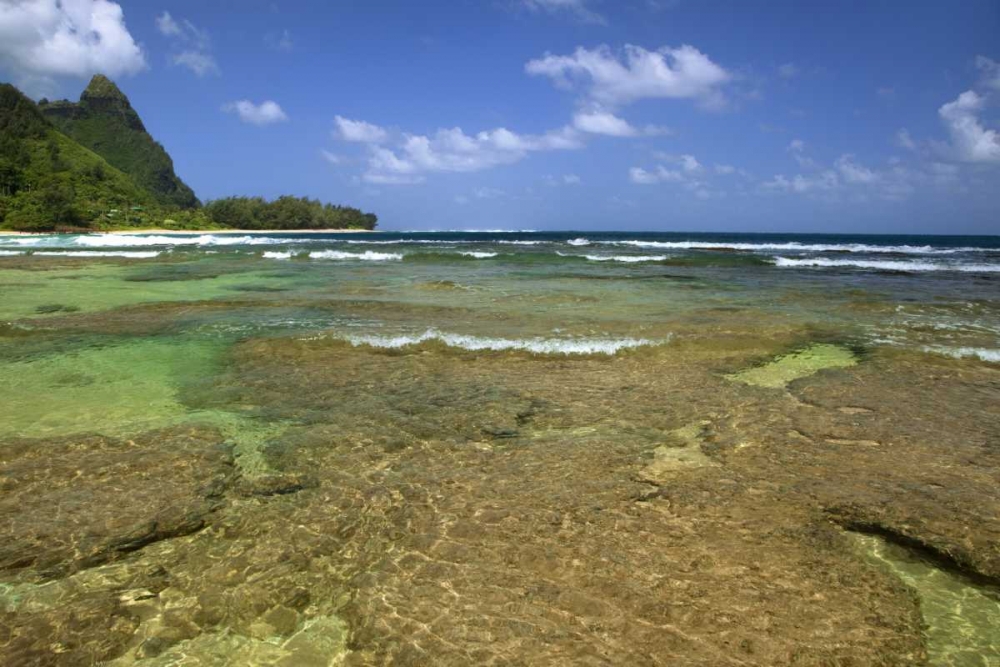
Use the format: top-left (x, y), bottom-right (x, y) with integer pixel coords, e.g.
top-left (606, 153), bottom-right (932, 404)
top-left (341, 329), bottom-right (661, 355)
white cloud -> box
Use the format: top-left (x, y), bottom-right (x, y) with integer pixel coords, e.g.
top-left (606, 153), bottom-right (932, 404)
top-left (629, 165), bottom-right (684, 184)
top-left (0, 0), bottom-right (146, 88)
top-left (788, 139), bottom-right (805, 152)
top-left (157, 13), bottom-right (219, 76)
top-left (156, 10), bottom-right (180, 36)
top-left (762, 171), bottom-right (839, 194)
top-left (938, 90), bottom-right (1000, 163)
top-left (349, 123), bottom-right (582, 184)
top-left (835, 154), bottom-right (878, 183)
top-left (975, 56), bottom-right (1000, 91)
top-left (777, 63), bottom-right (799, 79)
top-left (474, 187), bottom-right (506, 199)
top-left (896, 128), bottom-right (917, 151)
top-left (679, 154), bottom-right (702, 172)
top-left (520, 0), bottom-right (606, 25)
top-left (320, 150), bottom-right (342, 165)
top-left (223, 100), bottom-right (288, 126)
top-left (173, 50), bottom-right (219, 77)
top-left (334, 116), bottom-right (389, 143)
top-left (573, 109), bottom-right (638, 136)
top-left (526, 44), bottom-right (731, 109)
top-left (714, 164), bottom-right (735, 175)
top-left (563, 173), bottom-right (581, 184)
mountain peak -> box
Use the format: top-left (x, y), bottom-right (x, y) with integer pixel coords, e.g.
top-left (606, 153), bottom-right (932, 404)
top-left (81, 74), bottom-right (128, 102)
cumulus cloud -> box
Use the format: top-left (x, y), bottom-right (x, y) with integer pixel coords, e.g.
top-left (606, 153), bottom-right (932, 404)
top-left (629, 166), bottom-right (683, 184)
top-left (762, 153), bottom-right (960, 202)
top-left (563, 173), bottom-right (582, 184)
top-left (573, 109), bottom-right (638, 136)
top-left (835, 154), bottom-right (878, 183)
top-left (338, 120), bottom-right (582, 184)
top-left (223, 100), bottom-right (288, 126)
top-left (526, 44), bottom-right (731, 109)
top-left (572, 109), bottom-right (670, 137)
top-left (631, 160), bottom-right (721, 199)
top-left (157, 12), bottom-right (219, 76)
top-left (334, 116), bottom-right (389, 143)
top-left (520, 0), bottom-right (606, 25)
top-left (938, 90), bottom-right (1000, 163)
top-left (0, 0), bottom-right (146, 90)
top-left (714, 164), bottom-right (735, 175)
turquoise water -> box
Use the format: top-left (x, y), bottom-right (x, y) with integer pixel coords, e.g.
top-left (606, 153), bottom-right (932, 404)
top-left (1, 231), bottom-right (998, 665)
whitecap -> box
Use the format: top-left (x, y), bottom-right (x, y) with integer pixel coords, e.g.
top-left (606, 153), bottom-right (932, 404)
top-left (309, 250), bottom-right (402, 261)
top-left (583, 254), bottom-right (667, 263)
top-left (922, 346), bottom-right (1000, 363)
top-left (33, 250), bottom-right (161, 258)
top-left (263, 251), bottom-right (295, 260)
top-left (567, 238), bottom-right (591, 246)
top-left (497, 240), bottom-right (545, 246)
top-left (341, 329), bottom-right (661, 355)
top-left (73, 234), bottom-right (289, 247)
top-left (459, 251), bottom-right (498, 258)
top-left (608, 240), bottom-right (988, 255)
top-left (772, 257), bottom-right (1000, 272)
top-left (0, 250), bottom-right (23, 256)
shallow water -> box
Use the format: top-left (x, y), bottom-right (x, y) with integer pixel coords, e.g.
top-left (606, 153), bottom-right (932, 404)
top-left (1, 231), bottom-right (999, 665)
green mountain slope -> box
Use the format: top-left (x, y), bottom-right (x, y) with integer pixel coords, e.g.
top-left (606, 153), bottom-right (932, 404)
top-left (0, 83), bottom-right (162, 231)
top-left (39, 75), bottom-right (199, 209)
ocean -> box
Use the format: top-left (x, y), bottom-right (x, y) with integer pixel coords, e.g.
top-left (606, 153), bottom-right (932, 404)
top-left (1, 230), bottom-right (999, 665)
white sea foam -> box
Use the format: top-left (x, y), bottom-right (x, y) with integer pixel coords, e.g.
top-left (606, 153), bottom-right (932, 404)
top-left (342, 329), bottom-right (660, 355)
top-left (308, 250), bottom-right (402, 261)
top-left (459, 251), bottom-right (498, 258)
top-left (263, 251), bottom-right (295, 260)
top-left (346, 239), bottom-right (470, 245)
top-left (0, 250), bottom-right (23, 256)
top-left (33, 250), bottom-right (161, 258)
top-left (583, 254), bottom-right (667, 263)
top-left (72, 234), bottom-right (289, 247)
top-left (922, 346), bottom-right (1000, 363)
top-left (567, 238), bottom-right (591, 246)
top-left (497, 240), bottom-right (545, 245)
top-left (772, 257), bottom-right (1000, 272)
top-left (608, 240), bottom-right (988, 254)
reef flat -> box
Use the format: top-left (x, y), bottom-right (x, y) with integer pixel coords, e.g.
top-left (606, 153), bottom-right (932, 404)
top-left (1, 231), bottom-right (999, 665)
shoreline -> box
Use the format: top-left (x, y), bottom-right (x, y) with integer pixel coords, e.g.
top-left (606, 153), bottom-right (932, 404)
top-left (0, 228), bottom-right (378, 236)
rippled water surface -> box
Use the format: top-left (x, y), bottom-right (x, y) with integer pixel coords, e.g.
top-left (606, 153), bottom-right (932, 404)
top-left (1, 231), bottom-right (998, 665)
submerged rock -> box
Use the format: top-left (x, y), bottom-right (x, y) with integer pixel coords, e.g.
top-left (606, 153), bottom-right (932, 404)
top-left (727, 343), bottom-right (857, 388)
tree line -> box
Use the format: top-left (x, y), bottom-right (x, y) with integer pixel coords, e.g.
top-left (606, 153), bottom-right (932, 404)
top-left (202, 196), bottom-right (377, 230)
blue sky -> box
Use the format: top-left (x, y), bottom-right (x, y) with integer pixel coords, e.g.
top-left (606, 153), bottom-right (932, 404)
top-left (1, 0), bottom-right (999, 233)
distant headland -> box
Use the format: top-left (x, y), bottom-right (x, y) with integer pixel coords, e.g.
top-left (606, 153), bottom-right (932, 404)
top-left (0, 75), bottom-right (377, 233)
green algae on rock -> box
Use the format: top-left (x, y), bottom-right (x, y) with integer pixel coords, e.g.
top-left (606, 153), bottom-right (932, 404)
top-left (726, 343), bottom-right (857, 388)
top-left (852, 533), bottom-right (1000, 666)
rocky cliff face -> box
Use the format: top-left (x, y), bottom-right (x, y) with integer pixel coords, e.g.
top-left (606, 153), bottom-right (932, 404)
top-left (40, 75), bottom-right (198, 209)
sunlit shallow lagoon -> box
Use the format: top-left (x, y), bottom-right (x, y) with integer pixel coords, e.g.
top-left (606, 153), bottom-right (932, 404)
top-left (1, 231), bottom-right (999, 665)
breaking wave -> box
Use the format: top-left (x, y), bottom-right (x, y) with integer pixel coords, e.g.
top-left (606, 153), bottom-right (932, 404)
top-left (341, 329), bottom-right (662, 355)
top-left (922, 346), bottom-right (1000, 363)
top-left (608, 240), bottom-right (989, 254)
top-left (772, 257), bottom-right (1000, 272)
top-left (34, 250), bottom-right (161, 258)
top-left (459, 251), bottom-right (499, 258)
top-left (308, 250), bottom-right (402, 261)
